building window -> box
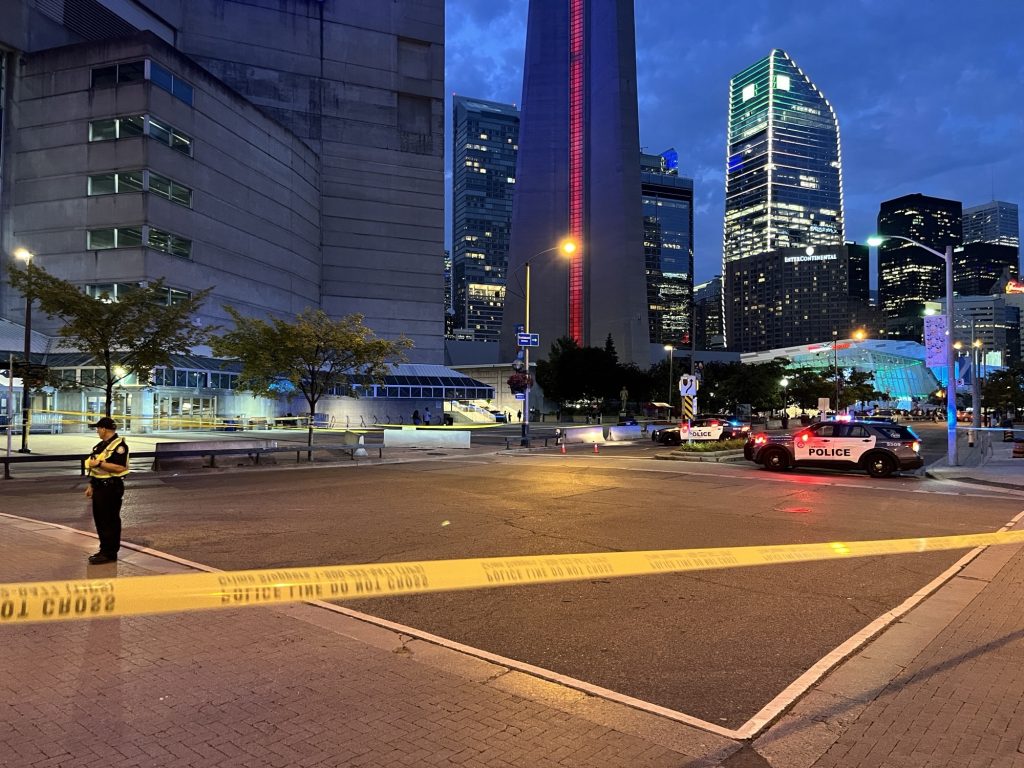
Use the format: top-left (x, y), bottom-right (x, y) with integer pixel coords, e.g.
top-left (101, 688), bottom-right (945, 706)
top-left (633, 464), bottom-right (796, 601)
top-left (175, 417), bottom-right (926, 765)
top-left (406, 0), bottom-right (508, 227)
top-left (87, 227), bottom-right (143, 250)
top-left (148, 61), bottom-right (194, 105)
top-left (85, 283), bottom-right (191, 305)
top-left (147, 227), bottom-right (192, 259)
top-left (148, 172), bottom-right (192, 207)
top-left (87, 171), bottom-right (144, 196)
top-left (742, 83), bottom-right (756, 102)
top-left (91, 60), bottom-right (193, 106)
top-left (88, 115), bottom-right (191, 156)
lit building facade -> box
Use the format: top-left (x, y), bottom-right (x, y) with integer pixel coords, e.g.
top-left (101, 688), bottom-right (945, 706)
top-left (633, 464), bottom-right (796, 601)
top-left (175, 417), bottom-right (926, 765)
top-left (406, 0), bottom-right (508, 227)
top-left (928, 295), bottom-right (1021, 366)
top-left (641, 149), bottom-right (693, 346)
top-left (723, 50), bottom-right (844, 266)
top-left (693, 275), bottom-right (725, 350)
top-left (963, 201), bottom-right (1019, 248)
top-left (726, 244), bottom-right (872, 353)
top-left (451, 97), bottom-right (519, 342)
top-left (954, 243), bottom-right (1019, 297)
top-left (501, 0), bottom-right (649, 367)
top-left (877, 193), bottom-right (963, 339)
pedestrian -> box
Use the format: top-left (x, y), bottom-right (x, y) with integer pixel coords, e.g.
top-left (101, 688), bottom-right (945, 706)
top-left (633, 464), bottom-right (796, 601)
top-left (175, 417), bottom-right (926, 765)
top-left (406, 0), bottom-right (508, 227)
top-left (84, 416), bottom-right (129, 564)
top-left (423, 407), bottom-right (432, 425)
top-left (517, 409), bottom-right (522, 423)
top-left (412, 409), bottom-right (421, 425)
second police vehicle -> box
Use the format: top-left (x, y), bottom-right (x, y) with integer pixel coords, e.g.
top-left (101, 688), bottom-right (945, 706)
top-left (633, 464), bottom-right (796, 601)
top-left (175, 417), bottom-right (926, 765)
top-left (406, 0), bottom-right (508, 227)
top-left (744, 419), bottom-right (924, 478)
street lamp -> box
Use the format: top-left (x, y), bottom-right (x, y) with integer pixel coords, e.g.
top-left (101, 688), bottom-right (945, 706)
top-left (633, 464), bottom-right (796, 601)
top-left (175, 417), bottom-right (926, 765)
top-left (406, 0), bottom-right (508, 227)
top-left (13, 248), bottom-right (34, 454)
top-left (664, 345), bottom-right (674, 412)
top-left (780, 376), bottom-right (789, 416)
top-left (868, 234), bottom-right (956, 466)
top-left (518, 239), bottom-right (576, 447)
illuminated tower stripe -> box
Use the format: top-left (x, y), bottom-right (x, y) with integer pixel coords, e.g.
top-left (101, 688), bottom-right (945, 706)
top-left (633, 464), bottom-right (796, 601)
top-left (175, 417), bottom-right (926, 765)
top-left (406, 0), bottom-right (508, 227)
top-left (567, 0), bottom-right (585, 344)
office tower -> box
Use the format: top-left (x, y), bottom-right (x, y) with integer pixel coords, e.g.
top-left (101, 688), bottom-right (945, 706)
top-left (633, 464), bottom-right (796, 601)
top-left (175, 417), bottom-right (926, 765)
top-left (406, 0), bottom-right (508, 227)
top-left (963, 201), bottom-right (1019, 248)
top-left (693, 276), bottom-right (725, 350)
top-left (443, 250), bottom-right (455, 339)
top-left (723, 50), bottom-right (844, 265)
top-left (930, 295), bottom-right (1021, 366)
top-left (641, 149), bottom-right (694, 346)
top-left (501, 0), bottom-right (649, 366)
top-left (722, 50), bottom-right (845, 351)
top-left (450, 97), bottom-right (520, 342)
top-left (954, 243), bottom-right (1019, 296)
top-left (726, 243), bottom-right (872, 353)
top-left (877, 193), bottom-right (963, 339)
top-left (0, 1), bottom-right (445, 361)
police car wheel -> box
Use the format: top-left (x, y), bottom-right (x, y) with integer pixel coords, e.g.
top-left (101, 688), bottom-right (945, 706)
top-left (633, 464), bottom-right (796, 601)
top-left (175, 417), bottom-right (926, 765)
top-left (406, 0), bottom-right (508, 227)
top-left (762, 448), bottom-right (789, 471)
top-left (864, 453), bottom-right (896, 478)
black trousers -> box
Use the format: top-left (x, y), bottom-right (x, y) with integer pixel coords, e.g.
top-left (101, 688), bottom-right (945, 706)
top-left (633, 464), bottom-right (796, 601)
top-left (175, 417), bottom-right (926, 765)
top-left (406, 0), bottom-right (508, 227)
top-left (91, 478), bottom-right (124, 555)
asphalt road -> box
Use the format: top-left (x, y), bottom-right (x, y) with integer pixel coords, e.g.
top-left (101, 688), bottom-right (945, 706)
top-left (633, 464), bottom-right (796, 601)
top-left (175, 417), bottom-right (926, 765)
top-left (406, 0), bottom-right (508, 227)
top-left (5, 449), bottom-right (1019, 728)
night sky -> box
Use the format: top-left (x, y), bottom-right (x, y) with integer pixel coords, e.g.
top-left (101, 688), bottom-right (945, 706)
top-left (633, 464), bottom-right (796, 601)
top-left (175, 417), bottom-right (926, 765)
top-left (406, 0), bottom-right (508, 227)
top-left (445, 0), bottom-right (1024, 284)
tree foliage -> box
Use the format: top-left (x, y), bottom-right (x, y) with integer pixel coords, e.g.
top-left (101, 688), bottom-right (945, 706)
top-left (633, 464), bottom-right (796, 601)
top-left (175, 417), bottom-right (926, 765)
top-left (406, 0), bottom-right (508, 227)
top-left (213, 307), bottom-right (411, 444)
top-left (981, 364), bottom-right (1024, 415)
top-left (534, 337), bottom-right (621, 409)
top-left (8, 263), bottom-right (212, 416)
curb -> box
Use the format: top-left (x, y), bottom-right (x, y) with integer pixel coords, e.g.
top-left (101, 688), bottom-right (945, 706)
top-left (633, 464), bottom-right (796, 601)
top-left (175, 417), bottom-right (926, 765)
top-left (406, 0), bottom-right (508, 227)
top-left (656, 449), bottom-right (745, 463)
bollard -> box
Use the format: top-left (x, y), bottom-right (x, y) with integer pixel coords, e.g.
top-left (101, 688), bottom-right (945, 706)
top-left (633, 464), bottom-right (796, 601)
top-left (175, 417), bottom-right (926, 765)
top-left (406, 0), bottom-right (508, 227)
top-left (354, 435), bottom-right (368, 458)
top-left (1013, 440), bottom-right (1024, 459)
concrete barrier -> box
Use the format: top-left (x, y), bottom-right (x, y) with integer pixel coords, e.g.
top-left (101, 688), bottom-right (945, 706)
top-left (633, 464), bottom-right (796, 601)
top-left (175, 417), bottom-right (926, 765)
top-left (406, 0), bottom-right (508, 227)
top-left (383, 428), bottom-right (471, 449)
top-left (559, 426), bottom-right (606, 445)
top-left (153, 439), bottom-right (279, 470)
top-left (606, 425), bottom-right (642, 441)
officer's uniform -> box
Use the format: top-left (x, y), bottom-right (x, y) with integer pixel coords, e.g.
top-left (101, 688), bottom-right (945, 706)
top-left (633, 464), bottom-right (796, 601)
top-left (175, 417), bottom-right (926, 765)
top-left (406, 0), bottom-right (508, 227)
top-left (87, 430), bottom-right (130, 558)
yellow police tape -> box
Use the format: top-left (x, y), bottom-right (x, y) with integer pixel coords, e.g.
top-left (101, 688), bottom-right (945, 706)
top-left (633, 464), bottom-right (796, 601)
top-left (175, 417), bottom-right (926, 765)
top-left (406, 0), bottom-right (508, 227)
top-left (2, 530), bottom-right (1023, 625)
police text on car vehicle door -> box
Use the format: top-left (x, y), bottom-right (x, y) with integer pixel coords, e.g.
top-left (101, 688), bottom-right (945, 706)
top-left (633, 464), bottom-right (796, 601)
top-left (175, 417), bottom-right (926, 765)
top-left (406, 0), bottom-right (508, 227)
top-left (794, 423), bottom-right (875, 462)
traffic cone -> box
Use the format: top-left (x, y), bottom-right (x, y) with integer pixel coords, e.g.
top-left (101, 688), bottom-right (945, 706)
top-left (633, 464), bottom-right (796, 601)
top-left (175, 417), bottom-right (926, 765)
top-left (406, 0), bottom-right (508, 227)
top-left (593, 442), bottom-right (599, 454)
top-left (560, 441), bottom-right (566, 454)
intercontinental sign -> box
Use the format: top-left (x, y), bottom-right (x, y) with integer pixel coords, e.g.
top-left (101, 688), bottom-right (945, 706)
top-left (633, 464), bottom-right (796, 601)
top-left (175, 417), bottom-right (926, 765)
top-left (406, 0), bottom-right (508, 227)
top-left (783, 253), bottom-right (838, 264)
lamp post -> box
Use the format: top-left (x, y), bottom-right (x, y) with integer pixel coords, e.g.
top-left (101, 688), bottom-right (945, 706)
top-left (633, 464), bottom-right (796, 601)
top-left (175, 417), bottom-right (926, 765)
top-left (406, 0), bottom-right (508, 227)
top-left (869, 235), bottom-right (956, 466)
top-left (664, 345), bottom-right (674, 412)
top-left (13, 248), bottom-right (34, 454)
top-left (518, 239), bottom-right (576, 447)
top-left (780, 376), bottom-right (789, 418)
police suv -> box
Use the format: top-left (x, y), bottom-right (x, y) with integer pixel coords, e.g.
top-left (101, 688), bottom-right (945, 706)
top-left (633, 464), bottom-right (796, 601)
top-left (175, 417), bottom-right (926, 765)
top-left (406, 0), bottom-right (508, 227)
top-left (745, 420), bottom-right (923, 478)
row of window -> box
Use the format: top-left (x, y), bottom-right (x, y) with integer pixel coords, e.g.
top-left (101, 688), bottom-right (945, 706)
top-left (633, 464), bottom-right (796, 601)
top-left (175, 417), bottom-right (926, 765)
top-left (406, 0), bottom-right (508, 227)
top-left (92, 60), bottom-right (194, 106)
top-left (84, 283), bottom-right (192, 306)
top-left (89, 114), bottom-right (193, 156)
top-left (88, 170), bottom-right (192, 208)
top-left (151, 368), bottom-right (238, 390)
top-left (87, 226), bottom-right (191, 259)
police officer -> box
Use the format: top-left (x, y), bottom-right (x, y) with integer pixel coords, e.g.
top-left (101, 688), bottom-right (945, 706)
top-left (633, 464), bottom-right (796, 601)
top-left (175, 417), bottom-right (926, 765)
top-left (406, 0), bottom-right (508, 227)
top-left (84, 416), bottom-right (129, 564)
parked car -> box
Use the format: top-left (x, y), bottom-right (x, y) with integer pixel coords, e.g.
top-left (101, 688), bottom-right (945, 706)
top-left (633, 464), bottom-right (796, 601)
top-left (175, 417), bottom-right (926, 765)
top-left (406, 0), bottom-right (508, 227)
top-left (489, 410), bottom-right (508, 423)
top-left (745, 420), bottom-right (923, 478)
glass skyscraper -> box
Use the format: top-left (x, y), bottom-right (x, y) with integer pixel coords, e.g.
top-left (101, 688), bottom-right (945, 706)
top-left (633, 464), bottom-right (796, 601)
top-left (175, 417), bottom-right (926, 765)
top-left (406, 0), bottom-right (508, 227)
top-left (451, 96), bottom-right (519, 342)
top-left (963, 201), bottom-right (1019, 248)
top-left (723, 49), bottom-right (844, 263)
top-left (641, 149), bottom-right (694, 346)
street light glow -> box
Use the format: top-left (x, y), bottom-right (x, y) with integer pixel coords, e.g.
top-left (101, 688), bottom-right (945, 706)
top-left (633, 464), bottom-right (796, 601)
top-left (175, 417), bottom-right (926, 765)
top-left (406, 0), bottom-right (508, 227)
top-left (560, 239), bottom-right (577, 255)
top-left (13, 248), bottom-right (33, 263)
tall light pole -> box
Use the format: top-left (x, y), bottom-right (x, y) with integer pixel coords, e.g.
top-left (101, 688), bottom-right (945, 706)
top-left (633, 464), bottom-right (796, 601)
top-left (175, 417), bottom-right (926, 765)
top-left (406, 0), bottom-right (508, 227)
top-left (664, 344), bottom-right (674, 411)
top-left (869, 235), bottom-right (956, 466)
top-left (518, 239), bottom-right (576, 447)
top-left (13, 248), bottom-right (34, 454)
top-left (780, 377), bottom-right (789, 417)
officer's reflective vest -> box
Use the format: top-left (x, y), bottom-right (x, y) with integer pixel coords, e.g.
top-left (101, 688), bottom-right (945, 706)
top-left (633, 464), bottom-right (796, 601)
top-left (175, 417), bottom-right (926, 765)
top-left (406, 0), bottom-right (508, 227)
top-left (88, 436), bottom-right (130, 478)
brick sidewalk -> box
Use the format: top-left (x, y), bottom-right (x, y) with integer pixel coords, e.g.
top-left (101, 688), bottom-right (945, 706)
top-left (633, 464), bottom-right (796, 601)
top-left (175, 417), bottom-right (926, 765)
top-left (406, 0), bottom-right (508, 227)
top-left (0, 516), bottom-right (736, 768)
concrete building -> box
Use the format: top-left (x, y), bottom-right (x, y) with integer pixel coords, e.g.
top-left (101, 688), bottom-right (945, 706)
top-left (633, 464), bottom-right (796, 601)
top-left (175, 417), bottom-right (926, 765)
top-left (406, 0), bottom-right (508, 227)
top-left (641, 149), bottom-right (693, 347)
top-left (0, 1), bottom-right (488, 428)
top-left (450, 97), bottom-right (519, 343)
top-left (501, 0), bottom-right (650, 367)
top-left (953, 242), bottom-right (1019, 297)
top-left (928, 294), bottom-right (1021, 367)
top-left (1, 0), bottom-right (445, 360)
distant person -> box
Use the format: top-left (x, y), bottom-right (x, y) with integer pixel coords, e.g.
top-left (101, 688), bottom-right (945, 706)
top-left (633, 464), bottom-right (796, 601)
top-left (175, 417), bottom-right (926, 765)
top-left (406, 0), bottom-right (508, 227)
top-left (517, 409), bottom-right (522, 423)
top-left (412, 409), bottom-right (421, 425)
top-left (84, 417), bottom-right (129, 565)
top-left (423, 407), bottom-right (432, 425)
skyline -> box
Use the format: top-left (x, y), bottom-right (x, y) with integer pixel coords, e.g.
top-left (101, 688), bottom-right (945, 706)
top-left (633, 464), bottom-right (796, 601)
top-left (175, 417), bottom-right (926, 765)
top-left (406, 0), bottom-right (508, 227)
top-left (445, 0), bottom-right (1024, 284)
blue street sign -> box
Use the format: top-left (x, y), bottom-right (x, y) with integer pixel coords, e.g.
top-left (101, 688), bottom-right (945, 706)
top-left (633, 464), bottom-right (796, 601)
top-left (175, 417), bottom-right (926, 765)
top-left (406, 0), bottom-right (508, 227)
top-left (514, 392), bottom-right (526, 400)
top-left (517, 332), bottom-right (540, 347)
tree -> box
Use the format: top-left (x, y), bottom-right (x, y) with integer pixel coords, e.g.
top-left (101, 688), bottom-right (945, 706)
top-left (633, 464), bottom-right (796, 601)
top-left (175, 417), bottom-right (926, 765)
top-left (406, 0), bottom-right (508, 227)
top-left (534, 337), bottom-right (621, 413)
top-left (213, 307), bottom-right (411, 445)
top-left (8, 263), bottom-right (212, 417)
top-left (981, 364), bottom-right (1024, 417)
